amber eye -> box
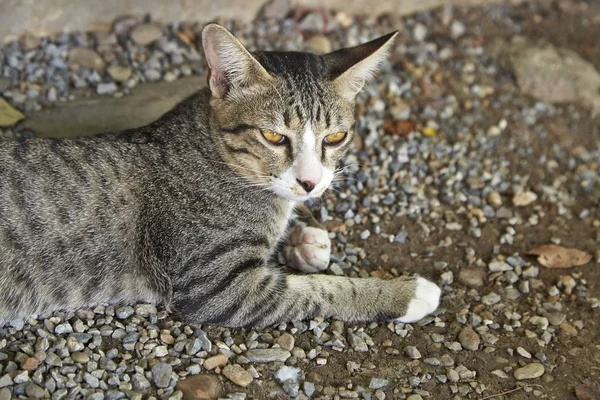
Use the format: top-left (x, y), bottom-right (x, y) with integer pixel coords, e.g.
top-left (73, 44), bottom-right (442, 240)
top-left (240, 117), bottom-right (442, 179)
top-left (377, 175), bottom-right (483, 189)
top-left (323, 132), bottom-right (347, 146)
top-left (262, 130), bottom-right (286, 145)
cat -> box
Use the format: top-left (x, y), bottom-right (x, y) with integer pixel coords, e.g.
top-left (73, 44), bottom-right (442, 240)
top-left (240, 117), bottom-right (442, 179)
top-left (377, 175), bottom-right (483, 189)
top-left (0, 24), bottom-right (440, 328)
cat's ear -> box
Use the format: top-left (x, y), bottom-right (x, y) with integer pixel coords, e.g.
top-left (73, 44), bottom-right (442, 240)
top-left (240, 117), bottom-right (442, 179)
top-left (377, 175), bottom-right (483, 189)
top-left (202, 24), bottom-right (273, 99)
top-left (324, 31), bottom-right (398, 100)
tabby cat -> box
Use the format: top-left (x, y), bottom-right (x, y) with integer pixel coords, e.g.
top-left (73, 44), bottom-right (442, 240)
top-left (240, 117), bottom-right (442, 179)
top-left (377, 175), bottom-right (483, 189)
top-left (0, 24), bottom-right (440, 328)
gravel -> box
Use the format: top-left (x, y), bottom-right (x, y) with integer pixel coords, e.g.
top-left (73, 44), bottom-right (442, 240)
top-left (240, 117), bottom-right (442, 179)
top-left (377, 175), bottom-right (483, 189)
top-left (1, 1), bottom-right (599, 399)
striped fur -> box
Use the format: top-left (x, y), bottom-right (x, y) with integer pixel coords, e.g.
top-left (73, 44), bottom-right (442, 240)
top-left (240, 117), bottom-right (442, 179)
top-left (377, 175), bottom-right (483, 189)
top-left (0, 25), bottom-right (440, 328)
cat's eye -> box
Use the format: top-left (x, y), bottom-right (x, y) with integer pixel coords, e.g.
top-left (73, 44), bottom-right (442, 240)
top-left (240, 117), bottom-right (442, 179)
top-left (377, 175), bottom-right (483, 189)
top-left (323, 131), bottom-right (347, 146)
top-left (262, 130), bottom-right (287, 145)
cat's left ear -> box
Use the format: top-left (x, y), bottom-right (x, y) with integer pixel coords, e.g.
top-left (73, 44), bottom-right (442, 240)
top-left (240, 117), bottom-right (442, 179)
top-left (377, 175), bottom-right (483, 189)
top-left (324, 31), bottom-right (398, 100)
top-left (202, 24), bottom-right (273, 99)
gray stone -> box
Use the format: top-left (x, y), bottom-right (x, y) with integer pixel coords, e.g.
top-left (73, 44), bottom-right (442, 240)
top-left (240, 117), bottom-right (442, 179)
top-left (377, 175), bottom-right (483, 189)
top-left (304, 382), bottom-right (316, 397)
top-left (25, 383), bottom-right (46, 398)
top-left (244, 349), bottom-right (291, 363)
top-left (347, 332), bottom-right (368, 352)
top-left (514, 363), bottom-right (545, 380)
top-left (369, 378), bottom-right (388, 389)
top-left (492, 36), bottom-right (600, 113)
top-left (152, 362), bottom-right (172, 388)
top-left (115, 306), bottom-right (134, 319)
top-left (132, 373), bottom-right (151, 390)
top-left (96, 82), bottom-right (117, 95)
top-left (0, 387), bottom-right (11, 400)
top-left (68, 47), bottom-right (105, 70)
top-left (0, 375), bottom-right (13, 388)
top-left (131, 24), bottom-right (163, 45)
top-left (458, 327), bottom-right (480, 351)
top-left (404, 346), bottom-right (421, 359)
top-left (481, 292), bottom-right (501, 305)
top-left (107, 66), bottom-right (132, 82)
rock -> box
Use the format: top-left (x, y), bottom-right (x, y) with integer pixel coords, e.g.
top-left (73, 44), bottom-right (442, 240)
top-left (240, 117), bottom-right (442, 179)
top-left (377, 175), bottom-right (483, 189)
top-left (277, 333), bottom-right (295, 351)
top-left (0, 388), bottom-right (11, 400)
top-left (404, 346), bottom-right (421, 359)
top-left (258, 0), bottom-right (290, 19)
top-left (413, 23), bottom-right (428, 42)
top-left (204, 354), bottom-right (228, 370)
top-left (492, 36), bottom-right (600, 113)
top-left (488, 260), bottom-right (512, 272)
top-left (20, 33), bottom-right (41, 50)
top-left (0, 375), bottom-right (13, 388)
top-left (458, 327), bottom-right (480, 351)
top-left (0, 98), bottom-right (25, 126)
top-left (160, 333), bottom-right (175, 344)
top-left (514, 363), bottom-right (545, 380)
top-left (559, 322), bottom-right (578, 336)
top-left (307, 35), bottom-right (332, 54)
top-left (304, 382), bottom-right (316, 397)
top-left (347, 332), bottom-right (368, 352)
top-left (152, 362), bottom-right (172, 388)
top-left (547, 312), bottom-right (566, 326)
top-left (21, 356), bottom-right (39, 371)
top-left (492, 369), bottom-right (509, 379)
top-left (131, 24), bottom-right (163, 45)
top-left (0, 78), bottom-right (10, 92)
top-left (68, 47), bottom-right (105, 70)
top-left (71, 351), bottom-right (90, 364)
top-left (275, 366), bottom-right (300, 383)
top-left (282, 381), bottom-right (300, 397)
top-left (513, 189), bottom-right (537, 206)
top-left (177, 375), bottom-right (223, 399)
top-left (530, 316), bottom-right (550, 330)
top-left (25, 383), bottom-right (45, 398)
top-left (97, 82), bottom-right (118, 95)
top-left (244, 348), bottom-right (291, 363)
top-left (487, 191), bottom-right (502, 206)
top-left (132, 373), bottom-right (151, 390)
top-left (299, 11), bottom-right (327, 34)
top-left (222, 365), bottom-right (253, 388)
top-left (369, 378), bottom-right (389, 389)
top-left (458, 268), bottom-right (485, 288)
top-left (517, 347), bottom-right (532, 358)
top-left (450, 20), bottom-right (466, 39)
top-left (481, 292), bottom-right (501, 305)
top-left (108, 65), bottom-right (132, 82)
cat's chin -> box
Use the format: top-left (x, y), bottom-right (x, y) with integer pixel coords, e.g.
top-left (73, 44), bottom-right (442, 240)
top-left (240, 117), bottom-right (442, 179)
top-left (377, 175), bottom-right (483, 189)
top-left (274, 189), bottom-right (327, 203)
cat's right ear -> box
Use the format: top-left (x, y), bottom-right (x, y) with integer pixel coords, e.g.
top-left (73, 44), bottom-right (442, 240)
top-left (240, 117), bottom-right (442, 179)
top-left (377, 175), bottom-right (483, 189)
top-left (202, 24), bottom-right (273, 99)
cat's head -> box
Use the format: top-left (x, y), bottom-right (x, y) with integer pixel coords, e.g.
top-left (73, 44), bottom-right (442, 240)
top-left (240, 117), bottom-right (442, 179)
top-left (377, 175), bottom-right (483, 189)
top-left (202, 24), bottom-right (397, 202)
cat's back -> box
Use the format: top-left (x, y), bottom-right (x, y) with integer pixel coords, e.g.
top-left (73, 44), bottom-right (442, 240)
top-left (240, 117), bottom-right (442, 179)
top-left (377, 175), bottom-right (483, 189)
top-left (0, 135), bottom-right (143, 264)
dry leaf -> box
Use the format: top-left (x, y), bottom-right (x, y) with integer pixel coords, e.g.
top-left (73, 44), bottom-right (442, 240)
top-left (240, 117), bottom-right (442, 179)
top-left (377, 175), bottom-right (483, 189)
top-left (176, 29), bottom-right (196, 46)
top-left (382, 119), bottom-right (416, 137)
top-left (0, 98), bottom-right (25, 126)
top-left (527, 244), bottom-right (592, 269)
top-left (575, 382), bottom-right (600, 400)
top-left (422, 127), bottom-right (438, 137)
top-left (370, 270), bottom-right (394, 280)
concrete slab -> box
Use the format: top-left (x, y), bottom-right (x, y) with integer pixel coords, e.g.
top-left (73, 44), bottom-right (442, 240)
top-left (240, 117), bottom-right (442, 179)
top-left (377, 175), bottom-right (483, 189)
top-left (23, 75), bottom-right (205, 138)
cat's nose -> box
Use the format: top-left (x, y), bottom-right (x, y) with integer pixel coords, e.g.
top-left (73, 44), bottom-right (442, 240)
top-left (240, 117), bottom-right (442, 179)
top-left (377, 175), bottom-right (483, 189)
top-left (297, 179), bottom-right (317, 193)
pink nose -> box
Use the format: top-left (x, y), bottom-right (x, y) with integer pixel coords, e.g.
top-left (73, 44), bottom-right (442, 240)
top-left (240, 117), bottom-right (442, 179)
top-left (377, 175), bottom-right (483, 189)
top-left (297, 179), bottom-right (317, 193)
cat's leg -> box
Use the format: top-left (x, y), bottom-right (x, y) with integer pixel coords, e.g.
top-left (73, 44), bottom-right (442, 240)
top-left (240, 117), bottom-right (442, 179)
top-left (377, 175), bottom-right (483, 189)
top-left (281, 204), bottom-right (331, 273)
top-left (172, 261), bottom-right (441, 328)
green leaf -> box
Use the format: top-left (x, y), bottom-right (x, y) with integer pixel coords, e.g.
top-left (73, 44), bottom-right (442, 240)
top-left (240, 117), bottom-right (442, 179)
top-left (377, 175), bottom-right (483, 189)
top-left (0, 98), bottom-right (25, 126)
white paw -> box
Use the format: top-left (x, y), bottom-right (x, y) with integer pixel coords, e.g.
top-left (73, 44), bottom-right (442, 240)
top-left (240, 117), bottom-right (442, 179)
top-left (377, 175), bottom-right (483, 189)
top-left (282, 224), bottom-right (331, 274)
top-left (395, 278), bottom-right (441, 323)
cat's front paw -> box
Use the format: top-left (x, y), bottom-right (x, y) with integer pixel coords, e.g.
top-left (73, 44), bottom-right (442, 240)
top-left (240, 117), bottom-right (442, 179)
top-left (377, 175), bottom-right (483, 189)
top-left (282, 224), bottom-right (331, 274)
top-left (394, 277), bottom-right (441, 323)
